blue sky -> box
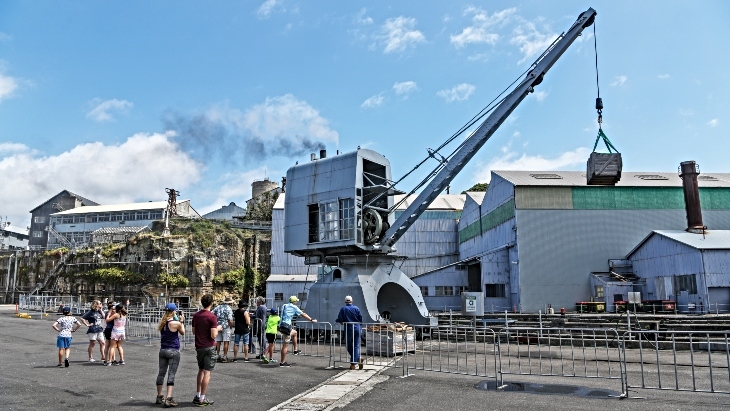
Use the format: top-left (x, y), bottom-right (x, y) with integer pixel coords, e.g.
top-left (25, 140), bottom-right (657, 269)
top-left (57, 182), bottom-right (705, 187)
top-left (1, 1), bottom-right (728, 228)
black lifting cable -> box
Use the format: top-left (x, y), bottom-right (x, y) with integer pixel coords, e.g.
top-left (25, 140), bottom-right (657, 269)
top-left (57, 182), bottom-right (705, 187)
top-left (594, 21), bottom-right (603, 126)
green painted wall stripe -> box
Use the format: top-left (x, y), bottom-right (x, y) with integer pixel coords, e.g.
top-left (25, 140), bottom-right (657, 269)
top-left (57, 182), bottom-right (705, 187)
top-left (572, 187), bottom-right (730, 210)
top-left (459, 199), bottom-right (515, 243)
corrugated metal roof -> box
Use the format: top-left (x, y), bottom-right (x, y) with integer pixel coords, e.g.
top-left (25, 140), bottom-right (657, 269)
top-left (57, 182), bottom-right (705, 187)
top-left (629, 230), bottom-right (730, 256)
top-left (266, 274), bottom-right (316, 282)
top-left (273, 193), bottom-right (466, 211)
top-left (91, 226), bottom-right (150, 235)
top-left (494, 170), bottom-right (730, 188)
top-left (394, 194), bottom-right (466, 211)
top-left (50, 200), bottom-right (184, 215)
top-left (2, 225), bottom-right (28, 236)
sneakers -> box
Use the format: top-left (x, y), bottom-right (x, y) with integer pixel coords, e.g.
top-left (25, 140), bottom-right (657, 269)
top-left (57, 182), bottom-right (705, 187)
top-left (192, 396), bottom-right (201, 405)
top-left (292, 350), bottom-right (301, 355)
top-left (163, 397), bottom-right (178, 407)
top-left (89, 358), bottom-right (96, 363)
top-left (243, 358), bottom-right (251, 363)
top-left (156, 394), bottom-right (165, 404)
top-left (119, 361), bottom-right (125, 365)
top-left (197, 398), bottom-right (214, 407)
top-left (56, 363), bottom-right (63, 367)
top-left (103, 361), bottom-right (109, 366)
top-left (359, 358), bottom-right (365, 370)
top-left (231, 358), bottom-right (238, 363)
top-left (279, 362), bottom-right (291, 367)
top-left (255, 355), bottom-right (261, 359)
top-left (64, 359), bottom-right (69, 367)
top-left (261, 358), bottom-right (269, 364)
top-left (219, 357), bottom-right (228, 363)
top-left (112, 361), bottom-right (120, 366)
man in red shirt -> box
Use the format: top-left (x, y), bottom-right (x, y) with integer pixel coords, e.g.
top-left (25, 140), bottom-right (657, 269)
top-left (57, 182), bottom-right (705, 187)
top-left (191, 294), bottom-right (222, 406)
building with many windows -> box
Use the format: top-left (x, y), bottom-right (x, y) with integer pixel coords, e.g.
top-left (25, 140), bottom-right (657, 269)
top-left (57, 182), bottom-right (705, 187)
top-left (29, 190), bottom-right (98, 250)
top-left (1, 224), bottom-right (29, 250)
top-left (47, 200), bottom-right (200, 249)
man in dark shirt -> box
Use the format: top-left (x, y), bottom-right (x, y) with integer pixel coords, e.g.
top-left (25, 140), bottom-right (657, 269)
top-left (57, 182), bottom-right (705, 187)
top-left (252, 296), bottom-right (267, 358)
top-left (336, 295), bottom-right (364, 370)
top-left (232, 300), bottom-right (251, 362)
top-left (191, 294), bottom-right (221, 406)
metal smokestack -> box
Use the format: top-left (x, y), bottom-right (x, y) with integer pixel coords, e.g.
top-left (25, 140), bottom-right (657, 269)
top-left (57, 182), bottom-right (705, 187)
top-left (678, 160), bottom-right (705, 233)
top-left (320, 149), bottom-right (327, 159)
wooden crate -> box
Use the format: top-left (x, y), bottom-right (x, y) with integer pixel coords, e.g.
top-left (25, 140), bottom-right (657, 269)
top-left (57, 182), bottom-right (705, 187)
top-left (587, 152), bottom-right (622, 185)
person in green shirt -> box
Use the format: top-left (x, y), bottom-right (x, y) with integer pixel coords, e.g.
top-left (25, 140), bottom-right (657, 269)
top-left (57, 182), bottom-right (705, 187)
top-left (262, 308), bottom-right (279, 364)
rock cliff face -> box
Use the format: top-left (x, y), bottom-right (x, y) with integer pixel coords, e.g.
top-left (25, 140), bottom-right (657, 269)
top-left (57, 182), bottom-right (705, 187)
top-left (0, 219), bottom-right (271, 305)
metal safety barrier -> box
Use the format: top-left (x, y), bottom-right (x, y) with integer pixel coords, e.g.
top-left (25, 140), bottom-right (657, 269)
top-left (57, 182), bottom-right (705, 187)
top-left (404, 324), bottom-right (500, 386)
top-left (621, 330), bottom-right (730, 396)
top-left (332, 322), bottom-right (410, 375)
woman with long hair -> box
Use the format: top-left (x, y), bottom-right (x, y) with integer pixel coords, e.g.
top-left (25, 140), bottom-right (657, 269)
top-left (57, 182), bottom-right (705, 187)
top-left (155, 303), bottom-right (185, 407)
top-left (106, 304), bottom-right (127, 365)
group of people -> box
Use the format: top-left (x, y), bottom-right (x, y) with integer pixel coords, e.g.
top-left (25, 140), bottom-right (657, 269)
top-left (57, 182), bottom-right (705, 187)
top-left (52, 300), bottom-right (128, 368)
top-left (52, 293), bottom-right (365, 408)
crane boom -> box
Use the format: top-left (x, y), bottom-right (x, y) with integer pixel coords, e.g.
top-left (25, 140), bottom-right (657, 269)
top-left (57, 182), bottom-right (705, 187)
top-left (378, 7), bottom-right (597, 250)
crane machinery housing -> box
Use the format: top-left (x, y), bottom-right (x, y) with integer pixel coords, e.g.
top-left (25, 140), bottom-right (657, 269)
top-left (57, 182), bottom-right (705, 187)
top-left (284, 7), bottom-right (599, 325)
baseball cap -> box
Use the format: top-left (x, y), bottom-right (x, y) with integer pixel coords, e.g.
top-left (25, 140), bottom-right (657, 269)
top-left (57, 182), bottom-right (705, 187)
top-left (62, 306), bottom-right (71, 313)
top-left (165, 303), bottom-right (177, 311)
top-left (345, 295), bottom-right (353, 303)
top-left (268, 308), bottom-right (277, 315)
top-left (289, 295), bottom-right (299, 303)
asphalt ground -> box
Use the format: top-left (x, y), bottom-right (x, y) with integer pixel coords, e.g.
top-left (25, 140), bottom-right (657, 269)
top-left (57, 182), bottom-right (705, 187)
top-left (2, 305), bottom-right (729, 410)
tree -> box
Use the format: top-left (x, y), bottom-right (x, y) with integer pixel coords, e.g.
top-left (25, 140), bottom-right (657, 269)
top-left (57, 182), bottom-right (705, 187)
top-left (462, 183), bottom-right (489, 194)
top-left (245, 191), bottom-right (279, 221)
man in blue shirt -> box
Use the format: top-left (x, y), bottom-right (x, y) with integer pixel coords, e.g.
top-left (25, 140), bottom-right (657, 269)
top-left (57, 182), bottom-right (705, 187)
top-left (336, 295), bottom-right (364, 370)
top-left (278, 296), bottom-right (316, 367)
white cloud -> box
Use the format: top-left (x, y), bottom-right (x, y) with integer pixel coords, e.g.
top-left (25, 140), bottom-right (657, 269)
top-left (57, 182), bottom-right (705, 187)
top-left (708, 118), bottom-right (719, 127)
top-left (474, 147), bottom-right (590, 182)
top-left (197, 168), bottom-right (270, 215)
top-left (393, 81), bottom-right (418, 96)
top-left (658, 74), bottom-right (670, 79)
top-left (0, 142), bottom-right (33, 155)
top-left (533, 90), bottom-right (548, 102)
top-left (451, 7), bottom-right (516, 48)
top-left (355, 8), bottom-right (373, 25)
top-left (86, 98), bottom-right (133, 122)
top-left (610, 75), bottom-right (627, 87)
top-left (437, 83), bottom-right (475, 103)
top-left (257, 0), bottom-right (283, 19)
top-left (0, 132), bottom-right (202, 227)
top-left (378, 16), bottom-right (426, 54)
top-left (509, 20), bottom-right (558, 64)
top-left (361, 93), bottom-right (385, 109)
top-left (0, 73), bottom-right (19, 102)
top-left (242, 95), bottom-right (338, 143)
top-left (467, 53), bottom-right (489, 62)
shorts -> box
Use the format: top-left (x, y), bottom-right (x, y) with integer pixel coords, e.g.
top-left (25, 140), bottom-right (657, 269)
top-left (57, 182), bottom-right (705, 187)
top-left (215, 328), bottom-right (231, 342)
top-left (87, 331), bottom-right (105, 341)
top-left (266, 333), bottom-right (276, 344)
top-left (234, 333), bottom-right (250, 345)
top-left (104, 329), bottom-right (113, 340)
top-left (283, 328), bottom-right (296, 343)
top-left (196, 346), bottom-right (217, 371)
top-left (57, 336), bottom-right (72, 349)
top-left (111, 330), bottom-right (126, 341)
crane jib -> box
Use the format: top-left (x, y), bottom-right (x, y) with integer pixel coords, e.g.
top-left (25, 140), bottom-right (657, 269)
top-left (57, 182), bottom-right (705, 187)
top-left (379, 8), bottom-right (597, 249)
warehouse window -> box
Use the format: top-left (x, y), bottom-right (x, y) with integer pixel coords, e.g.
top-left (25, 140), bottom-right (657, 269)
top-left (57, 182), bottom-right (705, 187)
top-left (673, 274), bottom-right (697, 295)
top-left (297, 292), bottom-right (307, 302)
top-left (419, 286), bottom-right (429, 296)
top-left (434, 286), bottom-right (454, 296)
top-left (319, 201), bottom-right (339, 241)
top-left (484, 284), bottom-right (506, 298)
top-left (274, 293), bottom-right (284, 302)
top-left (33, 216), bottom-right (45, 223)
top-left (456, 286), bottom-right (469, 295)
top-left (32, 231), bottom-right (44, 238)
top-left (595, 286), bottom-right (604, 298)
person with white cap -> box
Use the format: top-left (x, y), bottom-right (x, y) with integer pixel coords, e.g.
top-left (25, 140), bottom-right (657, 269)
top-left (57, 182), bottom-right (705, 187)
top-left (336, 295), bottom-right (364, 370)
top-left (277, 295), bottom-right (316, 367)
